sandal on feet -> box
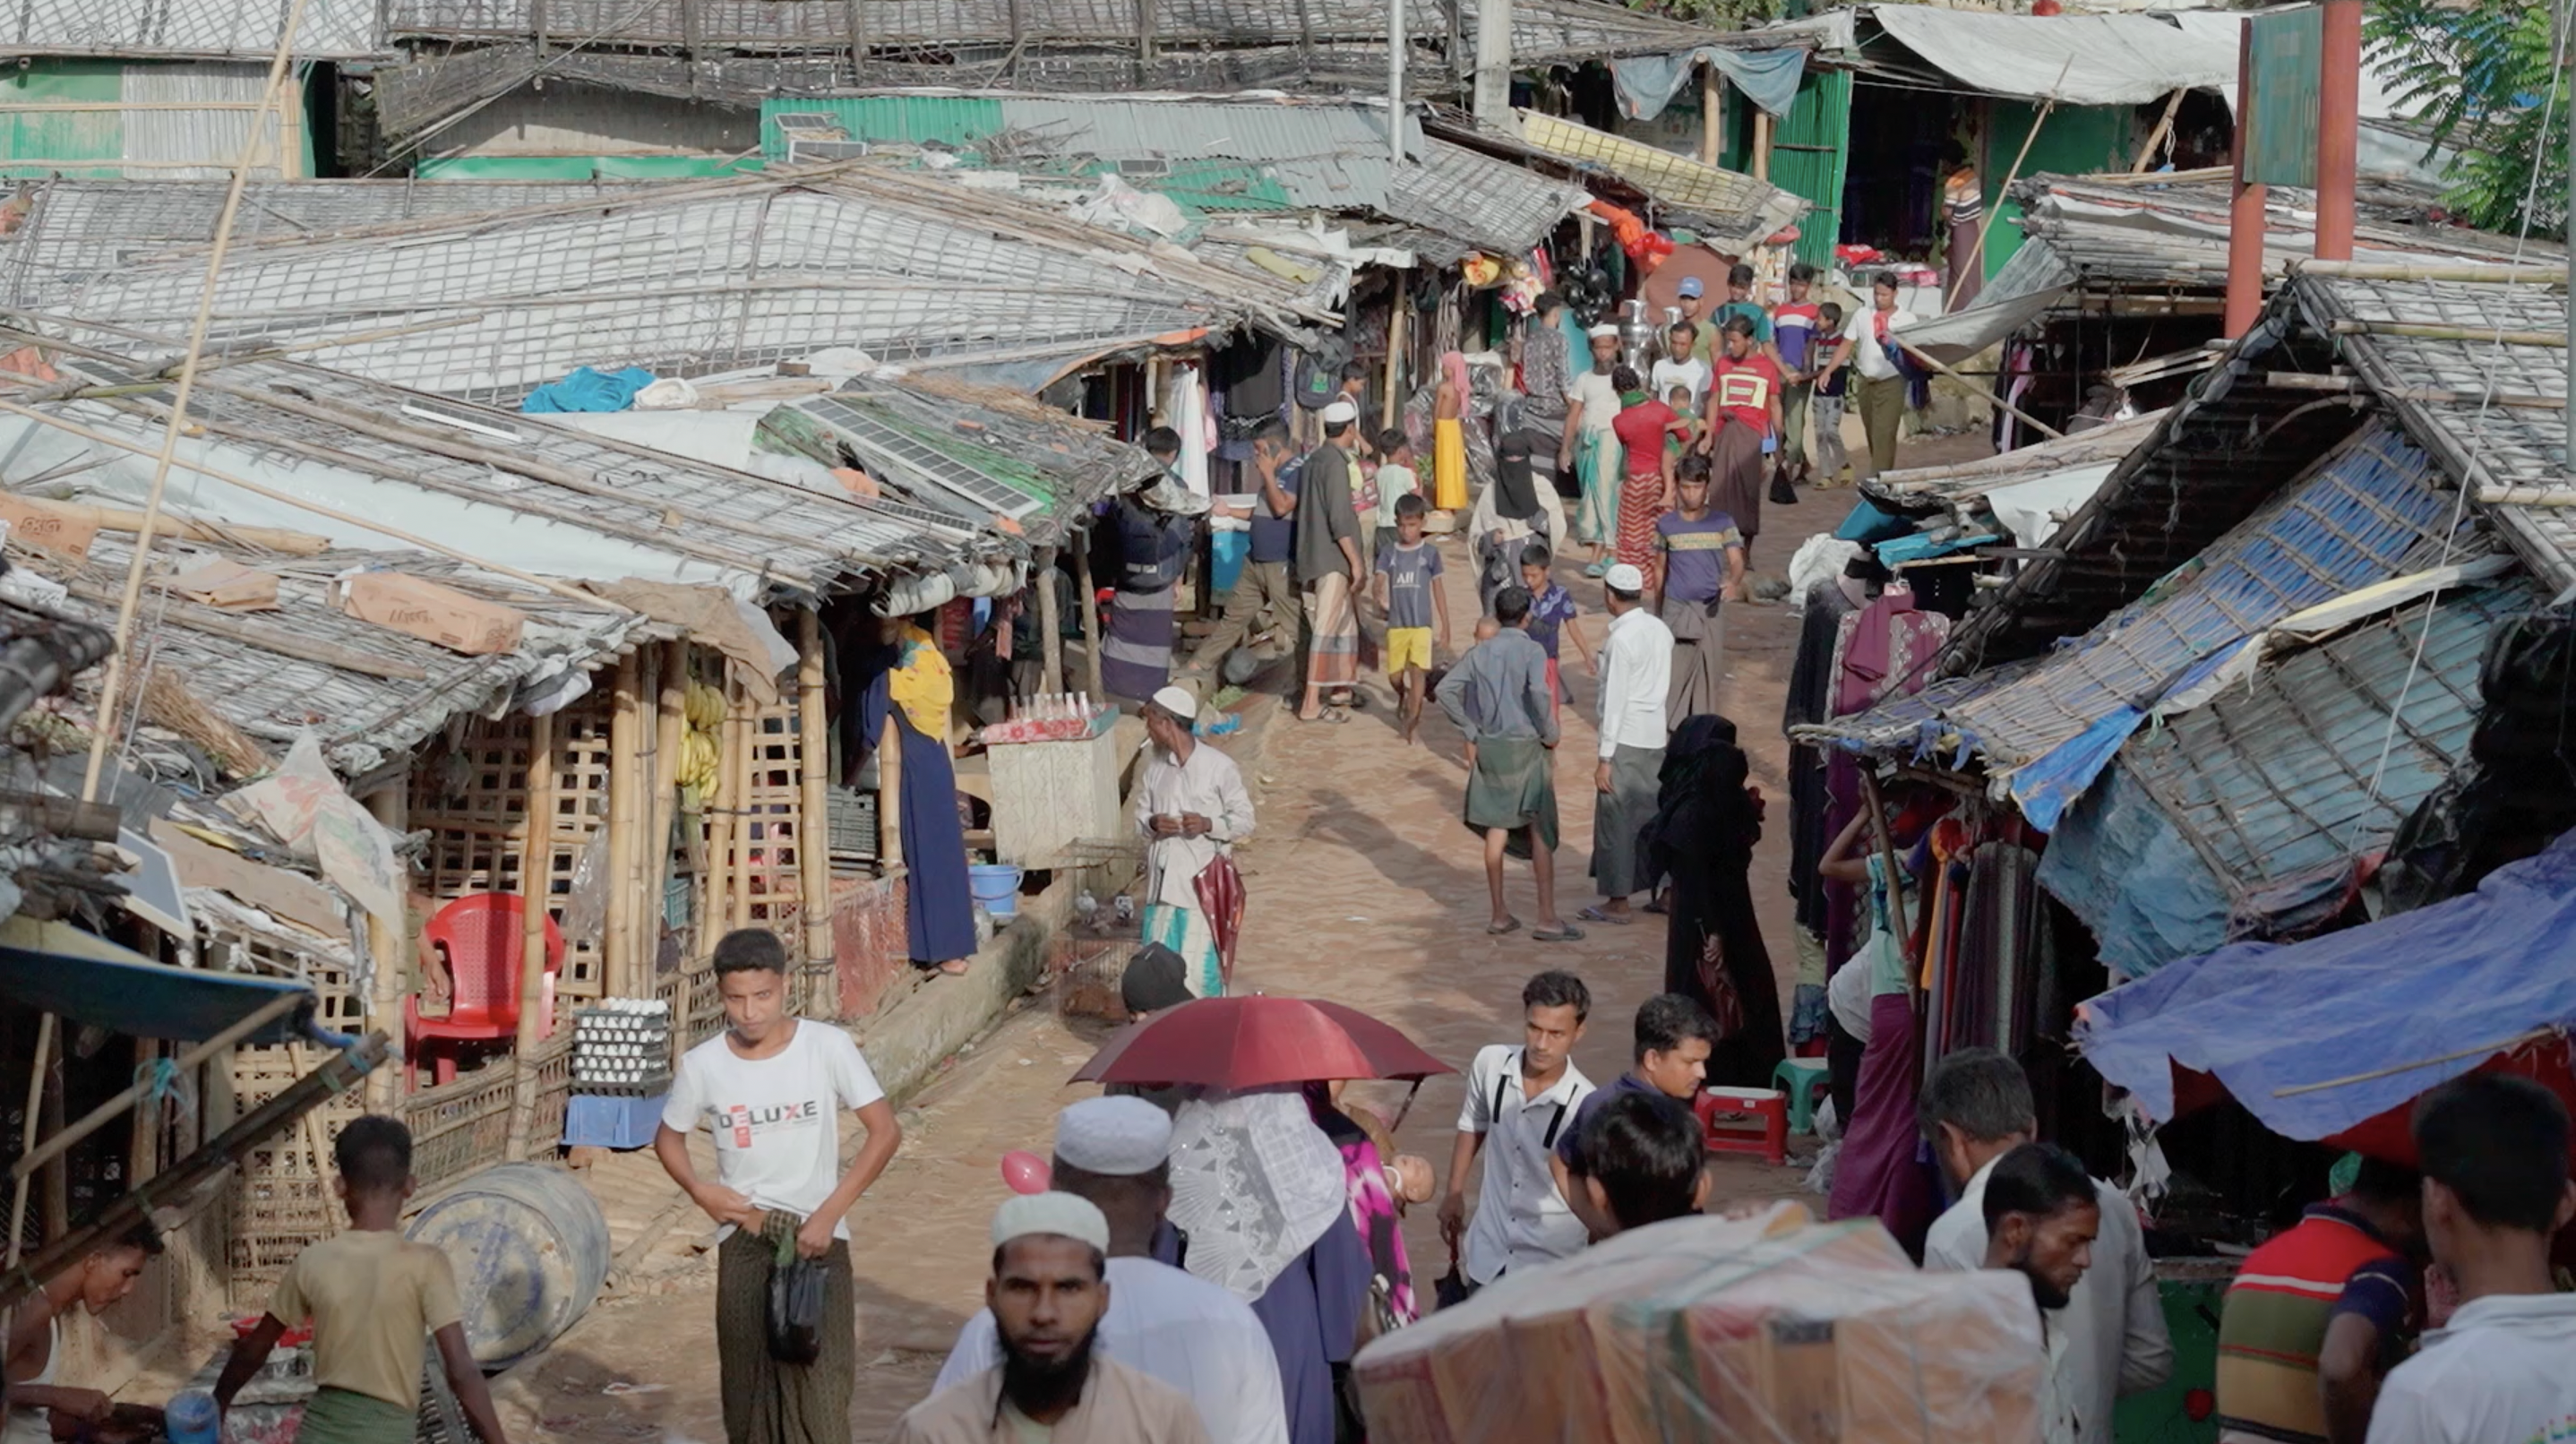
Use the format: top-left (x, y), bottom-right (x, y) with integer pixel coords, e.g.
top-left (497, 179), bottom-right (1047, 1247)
top-left (1532, 924), bottom-right (1585, 942)
top-left (1575, 906), bottom-right (1632, 925)
top-left (1486, 916), bottom-right (1522, 936)
top-left (1582, 561), bottom-right (1610, 579)
top-left (1309, 707), bottom-right (1351, 725)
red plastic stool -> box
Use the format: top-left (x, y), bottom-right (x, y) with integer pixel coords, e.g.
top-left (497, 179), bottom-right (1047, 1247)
top-left (1695, 1085), bottom-right (1790, 1167)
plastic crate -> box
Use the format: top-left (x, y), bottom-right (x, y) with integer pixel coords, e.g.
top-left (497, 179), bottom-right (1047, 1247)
top-left (562, 1091), bottom-right (668, 1150)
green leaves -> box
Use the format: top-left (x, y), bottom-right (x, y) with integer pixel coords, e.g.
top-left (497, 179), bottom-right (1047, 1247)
top-left (2364, 0), bottom-right (2569, 240)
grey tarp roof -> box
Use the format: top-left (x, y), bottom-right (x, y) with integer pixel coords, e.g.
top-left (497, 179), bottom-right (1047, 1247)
top-left (1864, 5), bottom-right (2237, 105)
top-left (0, 0), bottom-right (385, 56)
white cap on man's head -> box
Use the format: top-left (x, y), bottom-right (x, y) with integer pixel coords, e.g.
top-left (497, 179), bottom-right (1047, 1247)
top-left (1148, 684), bottom-right (1198, 721)
top-left (1320, 399), bottom-right (1360, 425)
top-left (1604, 563), bottom-right (1646, 593)
top-left (992, 1191), bottom-right (1112, 1253)
top-left (1587, 323), bottom-right (1621, 340)
top-left (1054, 1096), bottom-right (1172, 1176)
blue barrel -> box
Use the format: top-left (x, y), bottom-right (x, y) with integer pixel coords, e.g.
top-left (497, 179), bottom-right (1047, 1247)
top-left (406, 1163), bottom-right (611, 1367)
top-left (1211, 529), bottom-right (1249, 597)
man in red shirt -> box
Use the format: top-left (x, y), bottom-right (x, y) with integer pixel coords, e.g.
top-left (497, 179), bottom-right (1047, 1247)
top-left (1700, 316), bottom-right (1783, 564)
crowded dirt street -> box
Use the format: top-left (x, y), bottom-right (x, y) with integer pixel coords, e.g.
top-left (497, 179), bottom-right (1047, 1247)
top-left (477, 507), bottom-right (1837, 1443)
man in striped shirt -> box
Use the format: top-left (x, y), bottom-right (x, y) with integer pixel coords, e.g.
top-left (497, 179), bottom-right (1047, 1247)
top-left (2214, 1158), bottom-right (2424, 1444)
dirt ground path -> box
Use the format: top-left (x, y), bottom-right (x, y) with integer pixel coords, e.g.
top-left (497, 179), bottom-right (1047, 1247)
top-left (492, 460), bottom-right (1968, 1442)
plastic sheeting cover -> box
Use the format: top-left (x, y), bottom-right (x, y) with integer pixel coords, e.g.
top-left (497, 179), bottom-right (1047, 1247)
top-left (2078, 829), bottom-right (2576, 1139)
top-left (1353, 1205), bottom-right (2046, 1443)
top-left (1610, 44), bottom-right (1807, 122)
top-left (1868, 7), bottom-right (2240, 107)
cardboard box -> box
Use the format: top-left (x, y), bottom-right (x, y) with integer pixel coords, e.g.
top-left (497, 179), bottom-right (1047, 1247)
top-left (1353, 1208), bottom-right (2045, 1444)
top-left (169, 559), bottom-right (280, 612)
top-left (0, 494), bottom-right (98, 558)
top-left (338, 572), bottom-right (526, 655)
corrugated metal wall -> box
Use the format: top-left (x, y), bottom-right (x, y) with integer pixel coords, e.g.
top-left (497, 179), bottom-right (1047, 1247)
top-left (1979, 99), bottom-right (2131, 281)
top-left (1769, 66), bottom-right (1850, 271)
top-left (0, 61), bottom-right (303, 178)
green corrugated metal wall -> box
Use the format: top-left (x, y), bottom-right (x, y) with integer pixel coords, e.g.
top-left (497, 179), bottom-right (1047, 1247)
top-left (1771, 67), bottom-right (1853, 271)
top-left (1980, 99), bottom-right (2134, 279)
top-left (415, 155), bottom-right (766, 179)
top-left (2, 62), bottom-right (130, 178)
top-left (759, 96), bottom-right (1009, 159)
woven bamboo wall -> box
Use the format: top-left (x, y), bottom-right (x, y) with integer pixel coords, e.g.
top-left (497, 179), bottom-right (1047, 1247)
top-left (717, 695), bottom-right (809, 938)
top-left (210, 911), bottom-right (367, 1308)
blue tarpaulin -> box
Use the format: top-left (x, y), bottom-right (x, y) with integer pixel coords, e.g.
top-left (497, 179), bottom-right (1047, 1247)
top-left (0, 920), bottom-right (316, 1044)
top-left (1612, 46), bottom-right (1808, 122)
top-left (521, 366), bottom-right (657, 414)
top-left (2077, 830), bottom-right (2576, 1141)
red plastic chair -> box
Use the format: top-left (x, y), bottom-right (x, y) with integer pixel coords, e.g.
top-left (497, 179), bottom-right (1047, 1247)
top-left (403, 894), bottom-right (565, 1088)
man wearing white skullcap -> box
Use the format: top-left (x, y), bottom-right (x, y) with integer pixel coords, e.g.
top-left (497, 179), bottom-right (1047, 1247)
top-left (1584, 561), bottom-right (1672, 925)
top-left (935, 1102), bottom-right (1287, 1444)
top-left (1290, 385), bottom-right (1366, 723)
top-left (896, 1193), bottom-right (1209, 1444)
top-left (1133, 682), bottom-right (1252, 1001)
top-left (1562, 322), bottom-right (1629, 576)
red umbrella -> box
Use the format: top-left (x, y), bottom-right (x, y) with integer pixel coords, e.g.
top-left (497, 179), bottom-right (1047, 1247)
top-left (1072, 995), bottom-right (1454, 1090)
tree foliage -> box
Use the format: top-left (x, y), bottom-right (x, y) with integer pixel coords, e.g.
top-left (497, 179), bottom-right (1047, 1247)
top-left (2365, 0), bottom-right (2569, 241)
top-left (1635, 0), bottom-right (1782, 32)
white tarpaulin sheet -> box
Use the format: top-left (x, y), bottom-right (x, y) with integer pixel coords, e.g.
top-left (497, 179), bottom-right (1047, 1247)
top-left (1985, 467), bottom-right (2114, 551)
top-left (1869, 7), bottom-right (2240, 107)
top-left (1893, 281), bottom-right (2074, 364)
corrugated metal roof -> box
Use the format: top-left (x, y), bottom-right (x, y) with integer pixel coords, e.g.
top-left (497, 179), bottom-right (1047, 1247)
top-left (2289, 271), bottom-right (2575, 595)
top-left (1867, 408), bottom-right (2165, 509)
top-left (0, 0), bottom-right (384, 56)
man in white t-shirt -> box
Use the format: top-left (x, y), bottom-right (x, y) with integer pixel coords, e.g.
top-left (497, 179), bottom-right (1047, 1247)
top-left (1439, 969), bottom-right (1596, 1293)
top-left (2365, 1074), bottom-right (2576, 1444)
top-left (655, 928), bottom-right (903, 1444)
top-left (1649, 321), bottom-right (1711, 413)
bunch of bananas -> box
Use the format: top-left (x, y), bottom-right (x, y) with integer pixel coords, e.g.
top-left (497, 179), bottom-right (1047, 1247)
top-left (676, 679), bottom-right (726, 801)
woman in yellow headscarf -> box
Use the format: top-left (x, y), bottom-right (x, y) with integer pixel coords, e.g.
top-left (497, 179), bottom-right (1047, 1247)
top-left (1432, 350), bottom-right (1471, 512)
top-left (861, 615), bottom-right (975, 971)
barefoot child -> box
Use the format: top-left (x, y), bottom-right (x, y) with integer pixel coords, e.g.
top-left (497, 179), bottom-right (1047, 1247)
top-left (1376, 494), bottom-right (1449, 744)
top-left (215, 1117), bottom-right (510, 1444)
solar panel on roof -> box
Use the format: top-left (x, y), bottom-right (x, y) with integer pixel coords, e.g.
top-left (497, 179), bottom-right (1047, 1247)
top-left (799, 395), bottom-right (1047, 523)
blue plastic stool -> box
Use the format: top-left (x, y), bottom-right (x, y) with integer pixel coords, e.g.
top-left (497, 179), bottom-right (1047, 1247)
top-left (1772, 1057), bottom-right (1832, 1135)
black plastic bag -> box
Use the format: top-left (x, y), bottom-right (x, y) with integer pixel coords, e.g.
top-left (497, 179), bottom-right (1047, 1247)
top-left (1769, 468), bottom-right (1800, 506)
top-left (767, 1233), bottom-right (829, 1366)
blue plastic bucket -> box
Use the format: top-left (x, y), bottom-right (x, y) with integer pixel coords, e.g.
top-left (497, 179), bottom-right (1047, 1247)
top-left (1211, 529), bottom-right (1249, 597)
top-left (970, 863), bottom-right (1026, 919)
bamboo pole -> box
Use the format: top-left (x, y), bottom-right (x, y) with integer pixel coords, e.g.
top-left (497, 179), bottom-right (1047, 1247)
top-left (2273, 1027), bottom-right (2562, 1097)
top-left (1699, 62), bottom-right (1722, 167)
top-left (362, 783), bottom-right (408, 1110)
top-left (1953, 77), bottom-right (2068, 307)
top-left (1896, 340), bottom-right (2065, 441)
top-left (4, 1014), bottom-right (56, 1270)
top-left (2290, 261), bottom-right (2566, 283)
top-left (1857, 769), bottom-right (1913, 968)
top-left (1382, 296), bottom-right (1408, 431)
top-left (1035, 546), bottom-right (1065, 693)
top-left (505, 709), bottom-right (556, 1160)
top-left (876, 712), bottom-right (905, 871)
top-left (2130, 88), bottom-right (2186, 174)
top-left (797, 611), bottom-right (834, 1006)
top-left (2329, 320), bottom-right (2566, 347)
top-left (1751, 107), bottom-right (1773, 182)
top-left (1073, 546), bottom-right (1104, 701)
top-left (726, 677), bottom-right (755, 936)
top-left (649, 640), bottom-right (686, 958)
top-left (11, 992), bottom-right (307, 1182)
top-left (79, 0), bottom-right (314, 804)
top-left (605, 656), bottom-right (642, 999)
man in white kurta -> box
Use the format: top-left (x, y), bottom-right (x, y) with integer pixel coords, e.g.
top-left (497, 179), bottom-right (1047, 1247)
top-left (1133, 685), bottom-right (1254, 996)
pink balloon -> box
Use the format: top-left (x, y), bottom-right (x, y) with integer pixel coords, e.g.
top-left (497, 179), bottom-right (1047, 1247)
top-left (1000, 1149), bottom-right (1052, 1196)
